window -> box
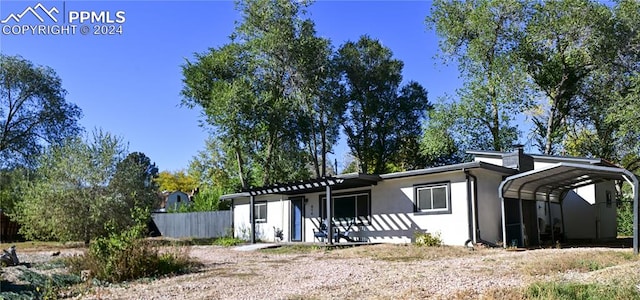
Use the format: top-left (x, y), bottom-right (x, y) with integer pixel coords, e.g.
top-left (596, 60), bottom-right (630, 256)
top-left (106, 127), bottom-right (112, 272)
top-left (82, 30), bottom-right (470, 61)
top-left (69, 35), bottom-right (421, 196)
top-left (320, 191), bottom-right (370, 224)
top-left (415, 183), bottom-right (451, 214)
top-left (254, 202), bottom-right (267, 223)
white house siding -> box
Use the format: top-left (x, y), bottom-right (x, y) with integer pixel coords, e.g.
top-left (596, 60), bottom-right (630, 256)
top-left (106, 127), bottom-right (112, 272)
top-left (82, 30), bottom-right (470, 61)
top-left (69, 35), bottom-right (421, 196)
top-left (350, 172), bottom-right (471, 246)
top-left (562, 181), bottom-right (617, 240)
top-left (595, 181), bottom-right (617, 239)
top-left (472, 169), bottom-right (507, 245)
top-left (233, 195), bottom-right (290, 242)
top-left (473, 156), bottom-right (503, 166)
top-left (232, 169), bottom-right (513, 246)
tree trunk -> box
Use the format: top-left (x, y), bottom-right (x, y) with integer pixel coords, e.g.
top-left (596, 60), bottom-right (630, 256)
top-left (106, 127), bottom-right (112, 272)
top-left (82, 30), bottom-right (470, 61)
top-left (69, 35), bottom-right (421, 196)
top-left (234, 146), bottom-right (247, 189)
top-left (544, 97), bottom-right (559, 155)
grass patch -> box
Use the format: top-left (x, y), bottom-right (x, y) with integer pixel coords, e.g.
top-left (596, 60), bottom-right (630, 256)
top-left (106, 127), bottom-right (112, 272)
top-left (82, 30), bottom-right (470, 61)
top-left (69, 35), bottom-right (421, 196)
top-left (330, 244), bottom-right (478, 262)
top-left (0, 241), bottom-right (85, 252)
top-left (525, 281), bottom-right (640, 299)
top-left (212, 236), bottom-right (244, 247)
top-left (144, 237), bottom-right (218, 247)
top-left (260, 245), bottom-right (324, 254)
top-left (521, 251), bottom-right (639, 276)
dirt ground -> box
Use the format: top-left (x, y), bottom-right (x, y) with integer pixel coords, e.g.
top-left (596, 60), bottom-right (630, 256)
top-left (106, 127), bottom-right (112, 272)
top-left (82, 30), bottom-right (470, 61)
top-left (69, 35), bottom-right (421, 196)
top-left (2, 243), bottom-right (640, 299)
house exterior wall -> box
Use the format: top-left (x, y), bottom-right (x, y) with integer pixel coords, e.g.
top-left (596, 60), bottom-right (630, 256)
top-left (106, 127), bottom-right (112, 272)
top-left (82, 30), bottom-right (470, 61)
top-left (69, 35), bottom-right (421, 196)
top-left (231, 169), bottom-right (510, 246)
top-left (369, 172), bottom-right (470, 245)
top-left (562, 181), bottom-right (617, 240)
top-left (595, 181), bottom-right (617, 240)
top-left (561, 189), bottom-right (595, 239)
top-left (233, 195), bottom-right (290, 242)
top-left (473, 156), bottom-right (503, 166)
top-left (472, 169), bottom-right (506, 245)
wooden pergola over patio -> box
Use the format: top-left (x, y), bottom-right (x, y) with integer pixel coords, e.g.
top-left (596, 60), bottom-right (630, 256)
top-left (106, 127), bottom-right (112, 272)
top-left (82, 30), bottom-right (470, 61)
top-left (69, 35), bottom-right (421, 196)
top-left (222, 174), bottom-right (382, 244)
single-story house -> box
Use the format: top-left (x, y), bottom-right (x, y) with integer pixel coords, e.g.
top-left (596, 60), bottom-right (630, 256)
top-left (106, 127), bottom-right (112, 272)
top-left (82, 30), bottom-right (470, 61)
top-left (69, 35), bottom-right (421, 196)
top-left (221, 149), bottom-right (639, 253)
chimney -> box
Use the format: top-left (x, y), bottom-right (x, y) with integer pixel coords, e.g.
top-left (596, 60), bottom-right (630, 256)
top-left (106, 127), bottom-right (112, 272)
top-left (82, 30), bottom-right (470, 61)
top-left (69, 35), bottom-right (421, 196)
top-left (502, 144), bottom-right (534, 172)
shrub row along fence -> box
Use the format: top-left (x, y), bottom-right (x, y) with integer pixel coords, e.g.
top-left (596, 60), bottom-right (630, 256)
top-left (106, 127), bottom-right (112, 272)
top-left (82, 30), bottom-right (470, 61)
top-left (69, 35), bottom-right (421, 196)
top-left (151, 211), bottom-right (232, 239)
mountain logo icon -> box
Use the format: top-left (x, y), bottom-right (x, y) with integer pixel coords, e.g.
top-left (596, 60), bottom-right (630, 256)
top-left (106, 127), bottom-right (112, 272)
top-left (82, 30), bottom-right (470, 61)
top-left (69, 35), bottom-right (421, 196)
top-left (1, 3), bottom-right (59, 24)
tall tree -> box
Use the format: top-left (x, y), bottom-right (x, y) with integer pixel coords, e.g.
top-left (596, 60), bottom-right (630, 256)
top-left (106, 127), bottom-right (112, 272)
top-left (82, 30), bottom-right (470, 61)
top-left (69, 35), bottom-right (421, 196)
top-left (427, 0), bottom-right (531, 152)
top-left (335, 36), bottom-right (430, 174)
top-left (12, 130), bottom-right (132, 244)
top-left (519, 0), bottom-right (613, 154)
top-left (420, 103), bottom-right (464, 166)
top-left (0, 55), bottom-right (82, 167)
top-left (154, 170), bottom-right (198, 192)
top-left (188, 136), bottom-right (239, 191)
top-left (292, 22), bottom-right (342, 178)
top-left (110, 152), bottom-right (160, 213)
top-left (182, 0), bottom-right (330, 187)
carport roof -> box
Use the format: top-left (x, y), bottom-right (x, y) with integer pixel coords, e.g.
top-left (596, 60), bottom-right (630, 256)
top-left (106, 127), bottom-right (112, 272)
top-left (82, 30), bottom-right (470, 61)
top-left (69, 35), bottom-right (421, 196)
top-left (499, 162), bottom-right (637, 202)
top-left (499, 162), bottom-right (640, 254)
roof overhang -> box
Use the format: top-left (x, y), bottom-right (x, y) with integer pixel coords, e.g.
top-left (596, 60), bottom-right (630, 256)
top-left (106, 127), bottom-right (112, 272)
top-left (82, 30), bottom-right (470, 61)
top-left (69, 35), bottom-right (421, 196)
top-left (380, 161), bottom-right (516, 180)
top-left (499, 162), bottom-right (636, 202)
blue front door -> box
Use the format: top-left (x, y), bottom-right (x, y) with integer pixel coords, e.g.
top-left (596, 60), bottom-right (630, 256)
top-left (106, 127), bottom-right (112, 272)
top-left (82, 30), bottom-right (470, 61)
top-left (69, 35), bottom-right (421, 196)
top-left (291, 198), bottom-right (303, 241)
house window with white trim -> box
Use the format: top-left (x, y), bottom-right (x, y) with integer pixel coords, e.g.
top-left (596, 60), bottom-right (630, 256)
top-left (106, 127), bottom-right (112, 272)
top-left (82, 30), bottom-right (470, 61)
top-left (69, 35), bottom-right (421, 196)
top-left (254, 202), bottom-right (267, 223)
top-left (415, 183), bottom-right (451, 214)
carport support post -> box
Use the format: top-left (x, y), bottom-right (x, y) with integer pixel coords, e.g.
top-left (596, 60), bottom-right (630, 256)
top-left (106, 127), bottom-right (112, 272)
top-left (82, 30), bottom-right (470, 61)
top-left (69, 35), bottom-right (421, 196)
top-left (501, 194), bottom-right (507, 248)
top-left (250, 194), bottom-right (256, 244)
top-left (630, 176), bottom-right (639, 255)
top-left (326, 185), bottom-right (333, 245)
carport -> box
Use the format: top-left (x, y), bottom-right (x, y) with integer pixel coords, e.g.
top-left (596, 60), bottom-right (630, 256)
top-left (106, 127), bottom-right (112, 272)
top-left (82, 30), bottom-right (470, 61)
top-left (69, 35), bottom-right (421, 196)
top-left (498, 162), bottom-right (639, 254)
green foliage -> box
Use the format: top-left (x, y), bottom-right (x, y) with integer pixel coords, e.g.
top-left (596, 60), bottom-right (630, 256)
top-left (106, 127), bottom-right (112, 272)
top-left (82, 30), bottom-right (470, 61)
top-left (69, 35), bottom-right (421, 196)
top-left (520, 0), bottom-right (614, 155)
top-left (525, 281), bottom-right (640, 299)
top-left (0, 54), bottom-right (82, 168)
top-left (67, 208), bottom-right (197, 283)
top-left (420, 103), bottom-right (463, 166)
top-left (617, 201), bottom-right (634, 237)
top-left (0, 168), bottom-right (31, 214)
top-left (413, 231), bottom-right (443, 247)
top-left (11, 130), bottom-right (157, 244)
top-left (182, 0), bottom-right (328, 187)
top-left (335, 36), bottom-right (431, 174)
top-left (154, 170), bottom-right (197, 193)
top-left (190, 187), bottom-right (229, 211)
top-left (213, 236), bottom-right (244, 247)
top-left (12, 131), bottom-right (126, 243)
top-left (427, 0), bottom-right (530, 152)
top-left (188, 137), bottom-right (240, 192)
top-left (0, 268), bottom-right (82, 300)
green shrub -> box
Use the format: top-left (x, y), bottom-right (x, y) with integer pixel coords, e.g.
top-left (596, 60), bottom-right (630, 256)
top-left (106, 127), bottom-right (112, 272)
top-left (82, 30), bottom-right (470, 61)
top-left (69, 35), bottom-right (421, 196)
top-left (213, 236), bottom-right (244, 247)
top-left (414, 231), bottom-right (443, 247)
top-left (67, 208), bottom-right (198, 283)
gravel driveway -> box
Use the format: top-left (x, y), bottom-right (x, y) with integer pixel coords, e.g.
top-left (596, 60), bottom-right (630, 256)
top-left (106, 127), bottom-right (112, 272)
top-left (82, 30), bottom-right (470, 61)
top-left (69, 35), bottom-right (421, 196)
top-left (4, 244), bottom-right (638, 299)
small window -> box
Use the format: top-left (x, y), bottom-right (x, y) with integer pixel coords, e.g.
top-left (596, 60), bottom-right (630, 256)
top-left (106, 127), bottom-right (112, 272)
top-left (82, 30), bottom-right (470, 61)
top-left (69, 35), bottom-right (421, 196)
top-left (254, 202), bottom-right (267, 223)
top-left (416, 183), bottom-right (451, 214)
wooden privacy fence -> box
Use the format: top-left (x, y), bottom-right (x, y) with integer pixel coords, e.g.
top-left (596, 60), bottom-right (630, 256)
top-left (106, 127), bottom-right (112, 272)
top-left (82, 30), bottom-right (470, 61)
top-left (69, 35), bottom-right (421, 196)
top-left (151, 211), bottom-right (232, 239)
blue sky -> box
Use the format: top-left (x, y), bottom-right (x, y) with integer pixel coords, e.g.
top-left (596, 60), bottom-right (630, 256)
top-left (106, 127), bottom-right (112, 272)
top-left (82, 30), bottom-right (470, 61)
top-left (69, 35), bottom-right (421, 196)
top-left (0, 0), bottom-right (464, 172)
